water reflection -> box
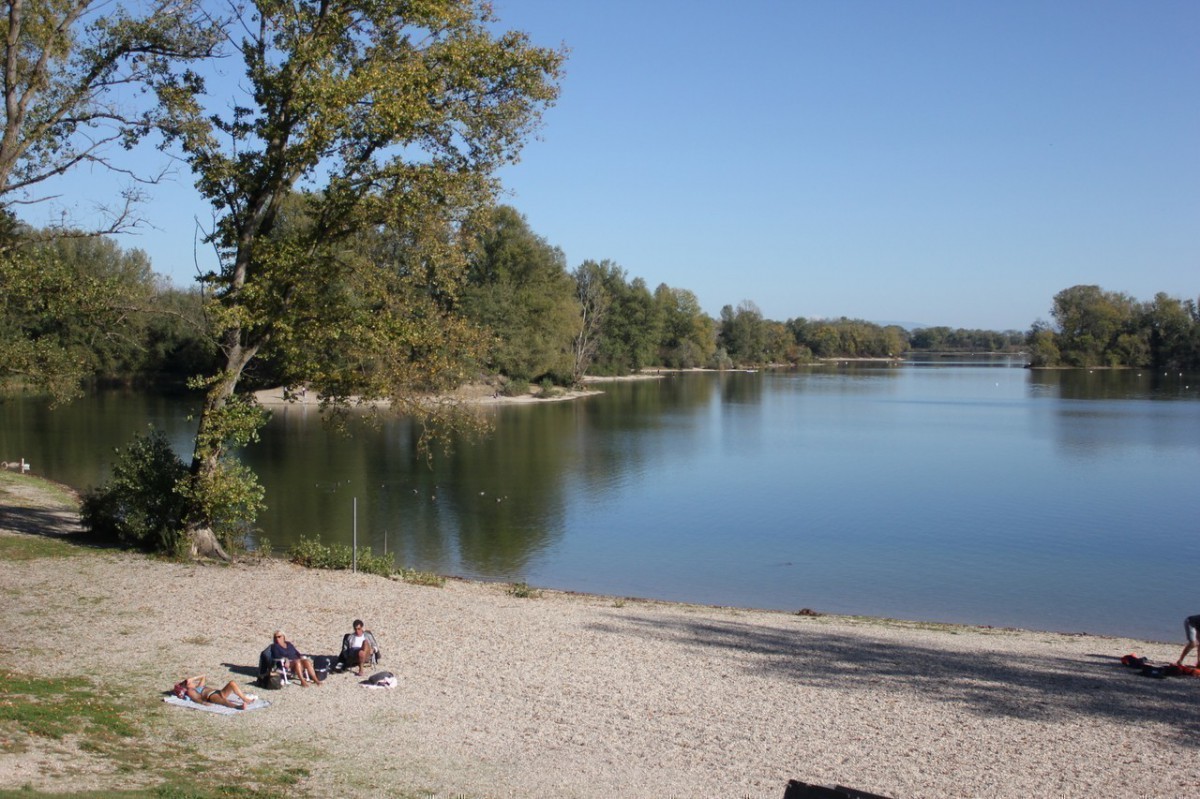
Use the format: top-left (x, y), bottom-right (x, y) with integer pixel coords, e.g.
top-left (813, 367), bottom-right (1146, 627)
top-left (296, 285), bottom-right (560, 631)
top-left (2, 364), bottom-right (1198, 642)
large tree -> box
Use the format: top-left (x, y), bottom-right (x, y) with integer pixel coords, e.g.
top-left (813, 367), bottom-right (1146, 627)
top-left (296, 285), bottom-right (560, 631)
top-left (0, 0), bottom-right (218, 396)
top-left (0, 0), bottom-right (218, 221)
top-left (462, 205), bottom-right (577, 382)
top-left (158, 0), bottom-right (563, 557)
top-left (1050, 284), bottom-right (1142, 367)
top-left (652, 283), bottom-right (714, 369)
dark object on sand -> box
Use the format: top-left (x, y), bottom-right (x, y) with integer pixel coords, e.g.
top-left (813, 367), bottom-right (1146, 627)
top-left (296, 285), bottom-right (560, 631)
top-left (783, 779), bottom-right (894, 799)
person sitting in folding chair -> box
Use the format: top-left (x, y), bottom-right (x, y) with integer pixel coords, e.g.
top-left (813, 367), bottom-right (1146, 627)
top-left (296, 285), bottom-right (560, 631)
top-left (340, 619), bottom-right (380, 676)
top-left (270, 630), bottom-right (321, 687)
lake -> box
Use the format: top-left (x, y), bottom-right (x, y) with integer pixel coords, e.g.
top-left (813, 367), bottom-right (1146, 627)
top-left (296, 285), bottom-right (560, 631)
top-left (2, 360), bottom-right (1197, 643)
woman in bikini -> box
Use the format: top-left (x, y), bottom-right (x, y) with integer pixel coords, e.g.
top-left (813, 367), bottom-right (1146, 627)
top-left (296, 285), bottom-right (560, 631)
top-left (172, 674), bottom-right (255, 709)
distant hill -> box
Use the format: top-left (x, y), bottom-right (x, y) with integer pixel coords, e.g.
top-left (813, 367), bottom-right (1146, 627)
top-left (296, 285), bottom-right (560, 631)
top-left (874, 321), bottom-right (929, 331)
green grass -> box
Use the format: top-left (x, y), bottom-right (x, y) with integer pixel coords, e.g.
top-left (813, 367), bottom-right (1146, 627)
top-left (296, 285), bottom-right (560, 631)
top-left (0, 670), bottom-right (136, 748)
top-left (0, 533), bottom-right (81, 561)
top-left (0, 669), bottom-right (313, 798)
top-left (0, 471), bottom-right (78, 508)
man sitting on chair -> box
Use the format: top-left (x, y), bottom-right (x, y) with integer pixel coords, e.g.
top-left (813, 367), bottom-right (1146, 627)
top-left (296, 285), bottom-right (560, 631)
top-left (341, 619), bottom-right (379, 676)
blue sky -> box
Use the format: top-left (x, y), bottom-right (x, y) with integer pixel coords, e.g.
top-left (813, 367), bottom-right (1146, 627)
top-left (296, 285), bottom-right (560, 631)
top-left (28, 0), bottom-right (1200, 331)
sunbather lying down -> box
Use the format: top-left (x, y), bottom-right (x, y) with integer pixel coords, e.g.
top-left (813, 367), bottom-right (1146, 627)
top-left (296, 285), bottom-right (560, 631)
top-left (172, 675), bottom-right (254, 709)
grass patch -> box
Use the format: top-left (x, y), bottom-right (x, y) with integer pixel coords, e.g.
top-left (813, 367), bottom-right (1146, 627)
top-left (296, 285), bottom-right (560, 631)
top-left (0, 533), bottom-right (81, 561)
top-left (0, 670), bottom-right (136, 752)
top-left (0, 669), bottom-right (313, 798)
top-left (0, 472), bottom-right (78, 508)
top-left (506, 581), bottom-right (541, 599)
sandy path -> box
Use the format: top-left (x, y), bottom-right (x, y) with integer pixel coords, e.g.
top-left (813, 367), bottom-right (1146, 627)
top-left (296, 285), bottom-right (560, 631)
top-left (1, 492), bottom-right (1197, 797)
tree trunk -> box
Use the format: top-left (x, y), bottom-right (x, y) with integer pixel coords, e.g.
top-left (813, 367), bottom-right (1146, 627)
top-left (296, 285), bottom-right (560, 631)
top-left (184, 336), bottom-right (260, 560)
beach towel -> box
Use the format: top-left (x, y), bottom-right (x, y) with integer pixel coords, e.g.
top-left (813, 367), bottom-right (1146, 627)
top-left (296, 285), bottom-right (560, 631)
top-left (163, 695), bottom-right (271, 714)
top-left (1119, 653), bottom-right (1199, 679)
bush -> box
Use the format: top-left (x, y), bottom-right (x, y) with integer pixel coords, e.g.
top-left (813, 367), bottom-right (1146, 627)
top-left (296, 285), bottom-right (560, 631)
top-left (176, 458), bottom-right (265, 553)
top-left (288, 535), bottom-right (353, 570)
top-left (398, 568), bottom-right (445, 587)
top-left (355, 548), bottom-right (395, 577)
top-left (80, 430), bottom-right (189, 555)
top-left (500, 378), bottom-right (530, 397)
top-left (287, 536), bottom-right (396, 576)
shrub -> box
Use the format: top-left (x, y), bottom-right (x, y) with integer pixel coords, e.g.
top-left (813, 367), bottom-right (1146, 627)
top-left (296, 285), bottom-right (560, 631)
top-left (288, 535), bottom-right (353, 570)
top-left (500, 378), bottom-right (530, 397)
top-left (287, 536), bottom-right (397, 577)
top-left (80, 430), bottom-right (189, 554)
top-left (176, 458), bottom-right (265, 553)
top-left (398, 568), bottom-right (445, 587)
top-left (355, 547), bottom-right (395, 577)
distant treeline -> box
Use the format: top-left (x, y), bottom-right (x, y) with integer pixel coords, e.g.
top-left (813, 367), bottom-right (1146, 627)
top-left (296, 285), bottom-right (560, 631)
top-left (3, 209), bottom-right (1196, 395)
top-left (1028, 285), bottom-right (1200, 370)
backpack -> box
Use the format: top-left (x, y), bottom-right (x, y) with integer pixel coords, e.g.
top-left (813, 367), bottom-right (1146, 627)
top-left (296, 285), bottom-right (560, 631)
top-left (257, 645), bottom-right (284, 689)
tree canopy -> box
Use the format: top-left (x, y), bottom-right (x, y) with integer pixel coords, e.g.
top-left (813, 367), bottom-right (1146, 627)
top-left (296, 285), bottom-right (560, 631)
top-left (151, 0), bottom-right (564, 557)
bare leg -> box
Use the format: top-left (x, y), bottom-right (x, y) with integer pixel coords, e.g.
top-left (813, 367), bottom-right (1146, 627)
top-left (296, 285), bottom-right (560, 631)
top-left (302, 658), bottom-right (321, 685)
top-left (214, 681), bottom-right (252, 708)
top-left (1176, 642), bottom-right (1195, 667)
top-left (357, 642), bottom-right (374, 676)
top-left (290, 659), bottom-right (309, 686)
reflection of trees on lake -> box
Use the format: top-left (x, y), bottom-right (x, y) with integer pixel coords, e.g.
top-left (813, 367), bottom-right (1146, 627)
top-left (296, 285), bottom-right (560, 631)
top-left (1029, 368), bottom-right (1193, 401)
top-left (575, 376), bottom-right (717, 491)
top-left (438, 404), bottom-right (581, 576)
top-left (1027, 369), bottom-right (1200, 456)
top-left (0, 391), bottom-right (198, 489)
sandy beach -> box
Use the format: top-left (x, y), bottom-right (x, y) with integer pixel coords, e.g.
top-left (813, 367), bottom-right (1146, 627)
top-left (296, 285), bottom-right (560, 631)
top-left (1, 478), bottom-right (1197, 798)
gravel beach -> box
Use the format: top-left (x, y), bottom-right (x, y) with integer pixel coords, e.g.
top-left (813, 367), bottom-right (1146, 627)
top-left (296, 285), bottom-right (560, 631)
top-left (1, 484), bottom-right (1196, 798)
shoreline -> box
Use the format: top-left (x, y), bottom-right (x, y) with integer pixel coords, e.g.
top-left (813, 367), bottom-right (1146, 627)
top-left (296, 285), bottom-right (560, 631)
top-left (3, 473), bottom-right (1198, 798)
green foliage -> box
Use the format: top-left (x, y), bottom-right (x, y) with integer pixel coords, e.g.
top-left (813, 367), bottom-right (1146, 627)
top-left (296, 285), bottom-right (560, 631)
top-left (909, 326), bottom-right (1025, 353)
top-left (288, 535), bottom-right (354, 570)
top-left (398, 568), bottom-right (446, 588)
top-left (356, 548), bottom-right (397, 577)
top-left (0, 0), bottom-right (219, 209)
top-left (287, 536), bottom-right (394, 576)
top-left (176, 458), bottom-right (266, 551)
top-left (0, 230), bottom-right (215, 399)
top-left (785, 316), bottom-right (909, 362)
top-left (462, 206), bottom-right (578, 381)
top-left (1036, 284), bottom-right (1200, 370)
top-left (80, 430), bottom-right (189, 554)
top-left (500, 377), bottom-right (530, 397)
top-left (1026, 323), bottom-right (1061, 367)
top-left (654, 283), bottom-right (715, 368)
top-left (595, 270), bottom-right (660, 374)
top-left (153, 0), bottom-right (564, 561)
top-left (506, 580), bottom-right (541, 598)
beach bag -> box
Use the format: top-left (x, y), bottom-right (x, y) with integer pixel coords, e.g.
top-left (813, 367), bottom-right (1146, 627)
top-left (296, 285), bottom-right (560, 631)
top-left (260, 670), bottom-right (284, 690)
top-left (311, 655), bottom-right (334, 681)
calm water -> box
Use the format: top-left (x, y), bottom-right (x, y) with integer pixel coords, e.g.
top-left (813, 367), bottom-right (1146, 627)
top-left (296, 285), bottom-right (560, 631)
top-left (2, 361), bottom-right (1198, 643)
